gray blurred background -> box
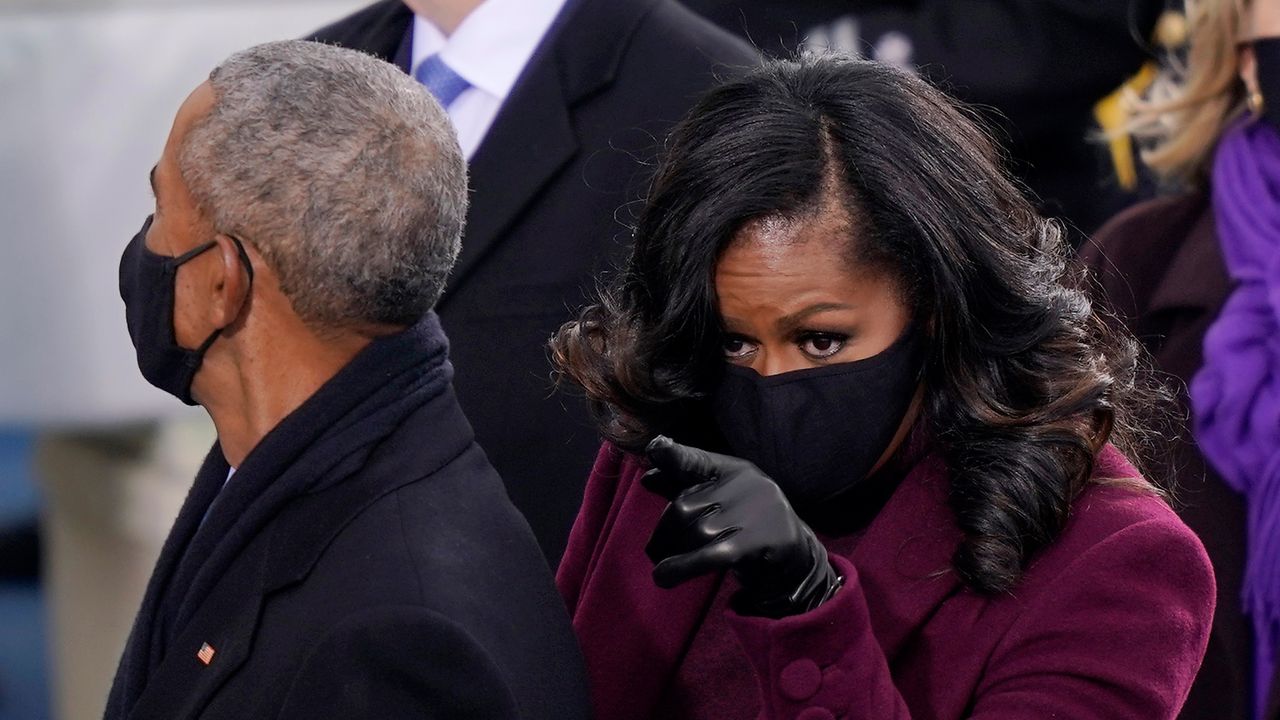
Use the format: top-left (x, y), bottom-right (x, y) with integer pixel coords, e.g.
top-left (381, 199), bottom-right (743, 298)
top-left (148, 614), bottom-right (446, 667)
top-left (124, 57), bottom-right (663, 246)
top-left (0, 3), bottom-right (365, 718)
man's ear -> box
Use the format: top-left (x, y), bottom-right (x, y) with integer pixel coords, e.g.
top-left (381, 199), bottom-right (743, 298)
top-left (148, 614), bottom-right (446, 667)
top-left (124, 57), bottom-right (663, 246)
top-left (208, 234), bottom-right (254, 331)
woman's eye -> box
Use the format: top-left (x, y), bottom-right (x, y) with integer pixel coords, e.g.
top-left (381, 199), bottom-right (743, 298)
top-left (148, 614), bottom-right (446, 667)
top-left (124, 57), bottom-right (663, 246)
top-left (722, 336), bottom-right (756, 359)
top-left (799, 333), bottom-right (846, 359)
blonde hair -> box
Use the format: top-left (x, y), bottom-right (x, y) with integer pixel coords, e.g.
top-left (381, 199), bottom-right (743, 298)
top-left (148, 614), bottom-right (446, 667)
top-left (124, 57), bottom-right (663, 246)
top-left (1127, 0), bottom-right (1250, 186)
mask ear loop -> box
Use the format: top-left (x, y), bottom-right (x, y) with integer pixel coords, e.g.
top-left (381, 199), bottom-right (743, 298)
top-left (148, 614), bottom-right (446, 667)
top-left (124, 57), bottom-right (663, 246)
top-left (171, 240), bottom-right (218, 266)
top-left (226, 235), bottom-right (255, 285)
top-left (179, 320), bottom-right (224, 405)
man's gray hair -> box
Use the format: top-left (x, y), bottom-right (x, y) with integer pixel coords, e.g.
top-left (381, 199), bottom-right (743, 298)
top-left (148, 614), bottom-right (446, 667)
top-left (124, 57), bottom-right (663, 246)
top-left (180, 39), bottom-right (467, 329)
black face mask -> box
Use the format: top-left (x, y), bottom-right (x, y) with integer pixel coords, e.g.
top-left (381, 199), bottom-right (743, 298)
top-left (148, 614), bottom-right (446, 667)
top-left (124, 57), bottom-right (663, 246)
top-left (118, 215), bottom-right (253, 405)
top-left (1255, 37), bottom-right (1280, 131)
top-left (711, 328), bottom-right (926, 508)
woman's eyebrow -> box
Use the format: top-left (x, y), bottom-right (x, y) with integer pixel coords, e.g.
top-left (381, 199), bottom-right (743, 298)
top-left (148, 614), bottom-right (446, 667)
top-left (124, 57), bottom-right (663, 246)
top-left (720, 315), bottom-right (752, 334)
top-left (775, 303), bottom-right (854, 333)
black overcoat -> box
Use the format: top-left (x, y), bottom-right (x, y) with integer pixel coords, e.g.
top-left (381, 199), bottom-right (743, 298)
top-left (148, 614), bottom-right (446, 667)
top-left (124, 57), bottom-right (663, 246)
top-left (105, 316), bottom-right (589, 719)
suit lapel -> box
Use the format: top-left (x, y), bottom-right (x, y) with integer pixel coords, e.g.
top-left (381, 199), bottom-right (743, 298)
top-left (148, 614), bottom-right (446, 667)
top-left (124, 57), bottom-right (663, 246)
top-left (439, 60), bottom-right (578, 302)
top-left (106, 447), bottom-right (228, 720)
top-left (126, 536), bottom-right (269, 720)
top-left (435, 0), bottom-right (661, 304)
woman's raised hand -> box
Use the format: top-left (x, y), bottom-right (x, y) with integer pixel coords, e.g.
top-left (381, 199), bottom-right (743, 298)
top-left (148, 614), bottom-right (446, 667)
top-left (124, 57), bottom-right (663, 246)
top-left (642, 435), bottom-right (843, 618)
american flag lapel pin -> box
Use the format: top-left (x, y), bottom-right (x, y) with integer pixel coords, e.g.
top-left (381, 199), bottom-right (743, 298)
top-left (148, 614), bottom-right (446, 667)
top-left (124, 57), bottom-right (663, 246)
top-left (197, 642), bottom-right (216, 666)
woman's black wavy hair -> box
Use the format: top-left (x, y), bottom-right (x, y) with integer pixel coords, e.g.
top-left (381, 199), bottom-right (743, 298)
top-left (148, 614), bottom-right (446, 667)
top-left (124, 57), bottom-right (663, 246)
top-left (550, 55), bottom-right (1171, 595)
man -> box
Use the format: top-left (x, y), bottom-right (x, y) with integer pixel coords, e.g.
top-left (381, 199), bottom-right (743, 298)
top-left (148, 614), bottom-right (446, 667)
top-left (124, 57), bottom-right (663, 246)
top-left (309, 0), bottom-right (757, 564)
top-left (105, 40), bottom-right (588, 719)
top-left (2, 6), bottom-right (365, 717)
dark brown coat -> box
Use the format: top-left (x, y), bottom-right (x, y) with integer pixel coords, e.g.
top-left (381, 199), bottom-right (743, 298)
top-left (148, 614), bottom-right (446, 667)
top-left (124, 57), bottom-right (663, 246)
top-left (1081, 192), bottom-right (1255, 720)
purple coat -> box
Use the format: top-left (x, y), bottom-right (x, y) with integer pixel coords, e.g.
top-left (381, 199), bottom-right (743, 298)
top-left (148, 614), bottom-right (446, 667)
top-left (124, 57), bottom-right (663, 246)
top-left (558, 442), bottom-right (1216, 719)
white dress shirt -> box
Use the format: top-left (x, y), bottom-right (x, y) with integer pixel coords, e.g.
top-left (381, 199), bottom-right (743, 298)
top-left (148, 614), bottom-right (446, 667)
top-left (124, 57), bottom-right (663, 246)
top-left (411, 0), bottom-right (567, 159)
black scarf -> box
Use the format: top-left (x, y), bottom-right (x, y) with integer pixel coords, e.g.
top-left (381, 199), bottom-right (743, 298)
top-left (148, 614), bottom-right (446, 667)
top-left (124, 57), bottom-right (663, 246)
top-left (105, 312), bottom-right (454, 719)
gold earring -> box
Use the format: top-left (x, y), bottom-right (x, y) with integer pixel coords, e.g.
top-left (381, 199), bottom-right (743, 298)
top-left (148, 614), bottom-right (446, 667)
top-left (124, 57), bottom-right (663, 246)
top-left (1248, 90), bottom-right (1266, 117)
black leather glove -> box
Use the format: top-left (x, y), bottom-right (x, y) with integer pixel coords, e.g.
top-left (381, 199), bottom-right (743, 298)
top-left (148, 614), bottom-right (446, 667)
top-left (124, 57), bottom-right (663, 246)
top-left (642, 435), bottom-right (844, 618)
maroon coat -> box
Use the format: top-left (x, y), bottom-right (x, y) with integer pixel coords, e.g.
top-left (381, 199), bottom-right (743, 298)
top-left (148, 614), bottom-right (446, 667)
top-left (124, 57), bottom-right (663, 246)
top-left (558, 442), bottom-right (1215, 719)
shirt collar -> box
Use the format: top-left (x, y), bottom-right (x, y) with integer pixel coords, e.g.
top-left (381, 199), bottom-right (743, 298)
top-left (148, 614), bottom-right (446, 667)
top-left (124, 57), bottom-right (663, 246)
top-left (410, 0), bottom-right (568, 101)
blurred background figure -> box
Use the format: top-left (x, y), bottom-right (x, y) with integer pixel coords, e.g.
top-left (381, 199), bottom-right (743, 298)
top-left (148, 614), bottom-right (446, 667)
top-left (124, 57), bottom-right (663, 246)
top-left (1083, 1), bottom-right (1280, 718)
top-left (681, 0), bottom-right (1166, 245)
top-left (0, 2), bottom-right (366, 719)
top-left (309, 0), bottom-right (756, 565)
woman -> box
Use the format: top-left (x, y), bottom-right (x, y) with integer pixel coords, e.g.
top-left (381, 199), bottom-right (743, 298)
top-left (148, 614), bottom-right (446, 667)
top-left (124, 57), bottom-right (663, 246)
top-left (551, 55), bottom-right (1214, 720)
top-left (1085, 1), bottom-right (1280, 717)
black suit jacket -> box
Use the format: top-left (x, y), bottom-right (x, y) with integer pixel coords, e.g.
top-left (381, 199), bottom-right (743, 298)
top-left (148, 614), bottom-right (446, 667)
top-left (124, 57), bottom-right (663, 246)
top-left (310, 0), bottom-right (757, 565)
top-left (107, 318), bottom-right (589, 719)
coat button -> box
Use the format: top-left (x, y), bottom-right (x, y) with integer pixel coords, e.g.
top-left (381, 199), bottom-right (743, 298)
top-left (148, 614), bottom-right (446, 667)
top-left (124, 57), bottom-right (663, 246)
top-left (779, 658), bottom-right (823, 701)
top-left (796, 708), bottom-right (836, 720)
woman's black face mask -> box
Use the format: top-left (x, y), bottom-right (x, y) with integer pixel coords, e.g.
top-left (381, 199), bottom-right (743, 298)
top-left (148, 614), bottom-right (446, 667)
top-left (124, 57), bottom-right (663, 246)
top-left (118, 215), bottom-right (253, 405)
top-left (711, 327), bottom-right (927, 508)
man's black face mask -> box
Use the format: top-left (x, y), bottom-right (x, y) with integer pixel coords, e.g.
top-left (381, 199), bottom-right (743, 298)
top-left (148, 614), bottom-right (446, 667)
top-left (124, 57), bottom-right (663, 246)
top-left (118, 215), bottom-right (253, 405)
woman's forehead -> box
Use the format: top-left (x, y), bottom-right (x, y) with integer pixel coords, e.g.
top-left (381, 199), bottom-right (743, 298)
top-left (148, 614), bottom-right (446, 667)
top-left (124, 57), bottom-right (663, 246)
top-left (721, 212), bottom-right (860, 275)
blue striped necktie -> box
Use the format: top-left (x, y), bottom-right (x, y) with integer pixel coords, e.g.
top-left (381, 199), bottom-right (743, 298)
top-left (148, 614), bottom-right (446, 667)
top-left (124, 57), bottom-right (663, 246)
top-left (414, 54), bottom-right (471, 108)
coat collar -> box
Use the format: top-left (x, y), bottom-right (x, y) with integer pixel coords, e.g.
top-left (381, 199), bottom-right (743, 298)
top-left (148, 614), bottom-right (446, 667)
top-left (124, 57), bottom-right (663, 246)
top-left (1081, 191), bottom-right (1228, 323)
top-left (124, 386), bottom-right (476, 719)
top-left (848, 454), bottom-right (966, 656)
top-left (1145, 191), bottom-right (1232, 317)
top-left (260, 389), bottom-right (475, 591)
